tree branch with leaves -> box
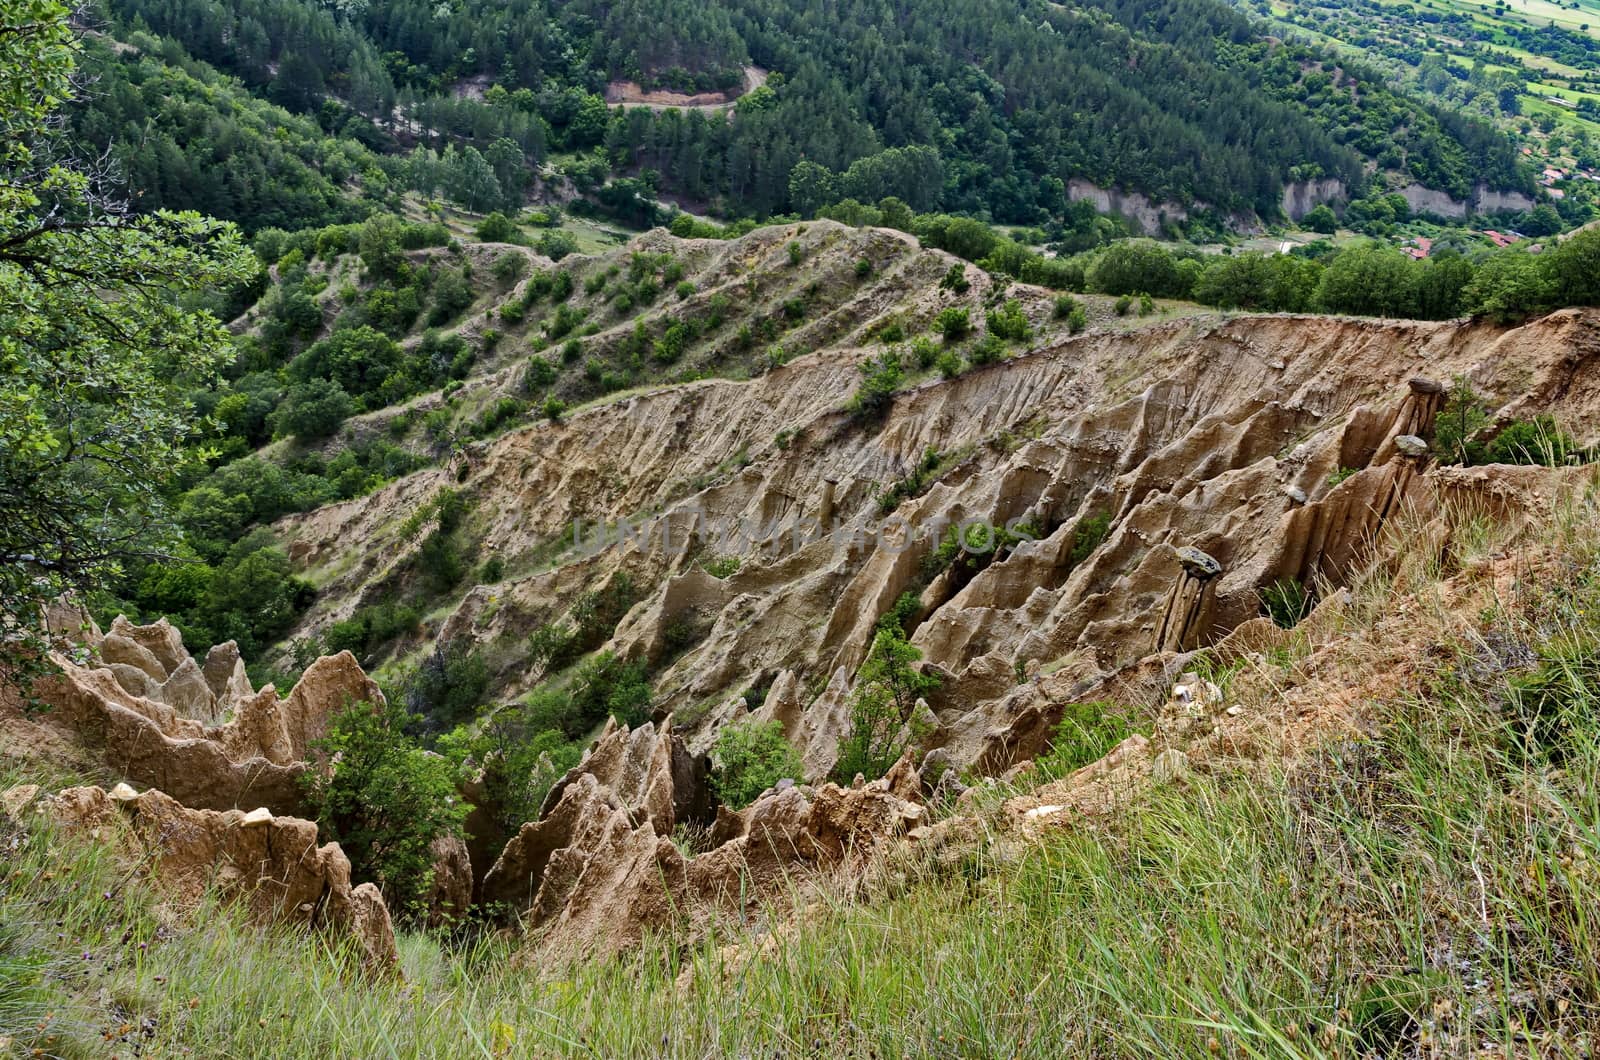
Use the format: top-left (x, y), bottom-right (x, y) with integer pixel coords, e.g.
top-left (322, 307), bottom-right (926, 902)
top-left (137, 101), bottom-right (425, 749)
top-left (0, 0), bottom-right (257, 649)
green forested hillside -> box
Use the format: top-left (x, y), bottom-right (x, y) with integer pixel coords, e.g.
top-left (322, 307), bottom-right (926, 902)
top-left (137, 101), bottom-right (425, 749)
top-left (75, 0), bottom-right (1534, 227)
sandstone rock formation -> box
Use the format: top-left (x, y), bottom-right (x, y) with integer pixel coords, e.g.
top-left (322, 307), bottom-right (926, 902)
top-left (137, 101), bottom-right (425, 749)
top-left (35, 783), bottom-right (398, 972)
top-left (480, 721), bottom-right (927, 953)
top-left (1153, 545), bottom-right (1223, 653)
top-left (33, 618), bottom-right (382, 816)
top-left (424, 833), bottom-right (474, 927)
top-left (536, 714), bottom-right (713, 833)
top-left (272, 301), bottom-right (1600, 783)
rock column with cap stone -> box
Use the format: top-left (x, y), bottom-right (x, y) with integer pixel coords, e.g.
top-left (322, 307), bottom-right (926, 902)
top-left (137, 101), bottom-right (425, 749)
top-left (1370, 433), bottom-right (1432, 527)
top-left (1154, 545), bottom-right (1223, 653)
top-left (1268, 378), bottom-right (1443, 592)
top-left (1374, 377), bottom-right (1447, 462)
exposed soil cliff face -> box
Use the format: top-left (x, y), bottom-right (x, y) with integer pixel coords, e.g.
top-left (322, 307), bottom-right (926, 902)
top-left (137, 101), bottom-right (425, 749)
top-left (12, 252), bottom-right (1600, 957)
top-left (275, 307), bottom-right (1600, 778)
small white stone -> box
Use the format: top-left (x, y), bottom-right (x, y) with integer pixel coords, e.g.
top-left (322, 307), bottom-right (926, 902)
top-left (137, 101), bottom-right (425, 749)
top-left (1225, 705), bottom-right (1244, 717)
top-left (1172, 684), bottom-right (1193, 704)
top-left (109, 782), bottom-right (139, 803)
top-left (241, 807), bottom-right (273, 827)
top-left (1025, 804), bottom-right (1067, 820)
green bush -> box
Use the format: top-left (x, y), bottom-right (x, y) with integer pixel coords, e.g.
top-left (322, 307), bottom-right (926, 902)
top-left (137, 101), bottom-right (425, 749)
top-left (1036, 701), bottom-right (1141, 780)
top-left (1304, 204), bottom-right (1338, 234)
top-left (877, 446), bottom-right (946, 514)
top-left (832, 628), bottom-right (939, 783)
top-left (428, 268), bottom-right (475, 326)
top-left (544, 303), bottom-right (586, 339)
top-left (401, 639), bottom-right (490, 731)
top-left (985, 299), bottom-right (1032, 342)
top-left (1462, 251), bottom-right (1552, 324)
top-left (528, 574), bottom-right (638, 675)
top-left (418, 528), bottom-right (466, 594)
top-left (916, 215), bottom-right (998, 262)
top-left (1485, 416), bottom-right (1581, 466)
top-left (1088, 241), bottom-right (1187, 298)
top-left (492, 253), bottom-right (525, 287)
top-left (1260, 577), bottom-right (1313, 629)
top-left (849, 349), bottom-right (905, 421)
top-left (876, 589), bottom-right (923, 637)
top-left (302, 697), bottom-right (468, 921)
top-left (474, 397), bottom-right (526, 437)
top-left (324, 601), bottom-right (420, 659)
top-left (711, 719), bottom-right (805, 809)
top-left (475, 212), bottom-right (519, 243)
top-left (523, 356), bottom-right (558, 392)
top-left (535, 230), bottom-right (578, 261)
top-left (571, 651), bottom-right (653, 730)
top-left (1069, 513), bottom-right (1110, 567)
top-left (1314, 245), bottom-right (1420, 318)
top-left (703, 556), bottom-right (741, 578)
top-left (274, 382), bottom-right (353, 441)
top-left (921, 520), bottom-right (1039, 582)
top-left (289, 326), bottom-right (405, 400)
top-left (934, 306), bottom-right (970, 341)
top-left (940, 262), bottom-right (971, 293)
top-left (1433, 377), bottom-right (1491, 466)
top-left (967, 333), bottom-right (1004, 366)
top-left (450, 715), bottom-right (581, 845)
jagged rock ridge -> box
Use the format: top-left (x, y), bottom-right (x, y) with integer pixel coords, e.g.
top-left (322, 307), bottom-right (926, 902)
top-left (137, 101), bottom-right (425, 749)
top-left (276, 307), bottom-right (1600, 775)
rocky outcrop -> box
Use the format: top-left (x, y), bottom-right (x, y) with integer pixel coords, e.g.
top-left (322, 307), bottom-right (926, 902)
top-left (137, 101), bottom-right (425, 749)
top-left (1281, 178), bottom-right (1345, 220)
top-left (480, 729), bottom-right (927, 953)
top-left (1066, 178), bottom-right (1191, 236)
top-left (425, 833), bottom-right (474, 927)
top-left (273, 305), bottom-right (1600, 781)
top-left (36, 783), bottom-right (398, 972)
top-left (1153, 546), bottom-right (1223, 653)
top-left (536, 715), bottom-right (713, 833)
top-left (35, 626), bottom-right (382, 815)
top-left (1398, 182), bottom-right (1535, 220)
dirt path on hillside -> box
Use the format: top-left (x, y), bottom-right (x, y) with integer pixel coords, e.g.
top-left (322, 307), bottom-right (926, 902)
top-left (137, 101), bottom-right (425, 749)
top-left (605, 66), bottom-right (768, 112)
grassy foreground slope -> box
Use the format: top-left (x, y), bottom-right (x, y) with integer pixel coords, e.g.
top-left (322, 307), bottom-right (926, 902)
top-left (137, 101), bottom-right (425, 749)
top-left (6, 477), bottom-right (1600, 1056)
